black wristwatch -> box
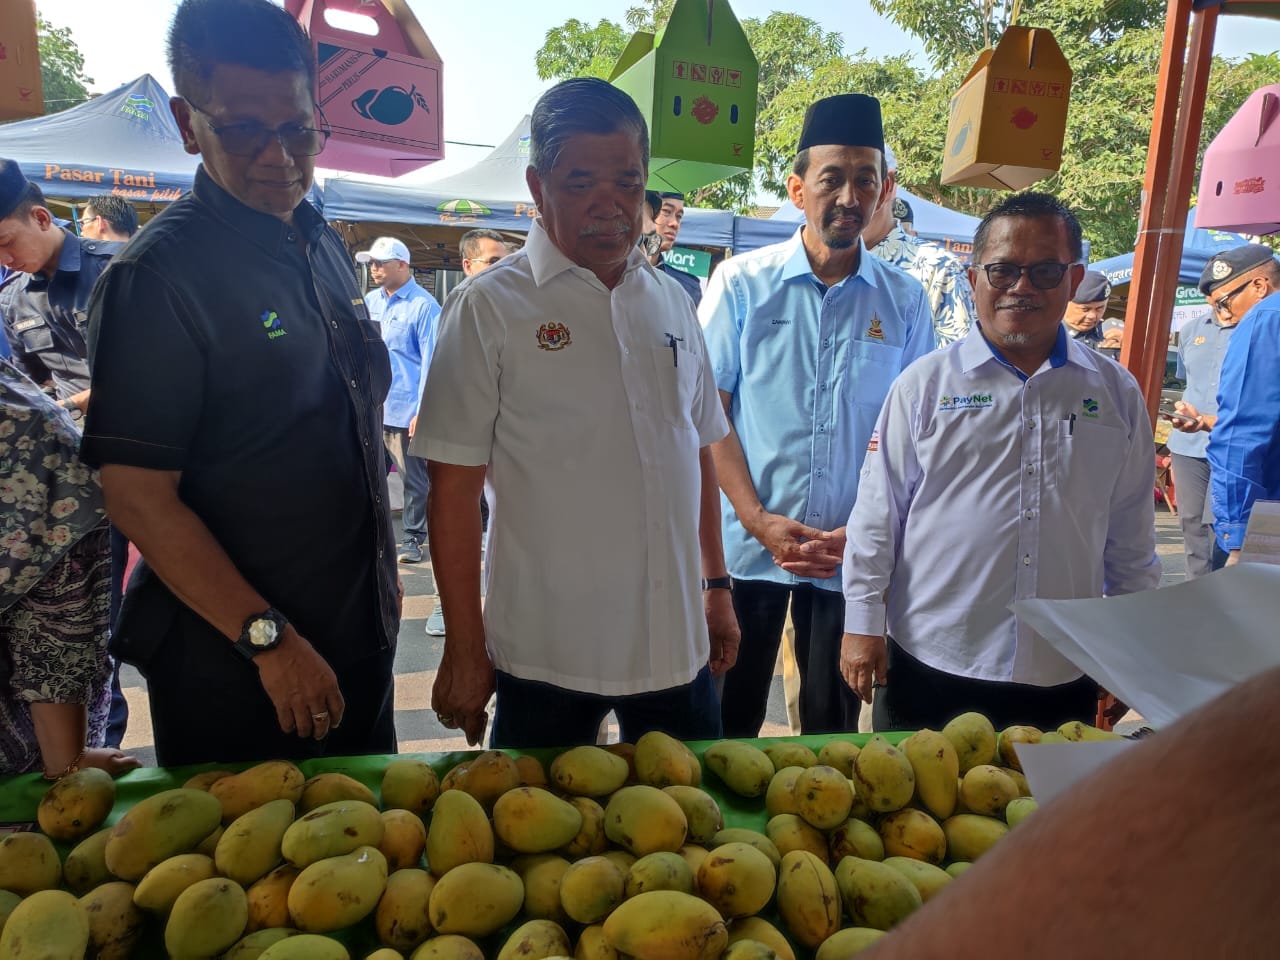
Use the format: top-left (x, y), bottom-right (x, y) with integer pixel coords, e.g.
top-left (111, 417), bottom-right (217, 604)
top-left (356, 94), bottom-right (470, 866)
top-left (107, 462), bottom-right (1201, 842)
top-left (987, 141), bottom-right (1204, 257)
top-left (235, 607), bottom-right (289, 660)
top-left (701, 576), bottom-right (732, 591)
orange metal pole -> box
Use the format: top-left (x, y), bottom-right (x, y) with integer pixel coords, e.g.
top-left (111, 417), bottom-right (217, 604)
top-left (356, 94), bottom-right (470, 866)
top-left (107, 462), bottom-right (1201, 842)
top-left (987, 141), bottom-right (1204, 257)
top-left (1120, 0), bottom-right (1194, 425)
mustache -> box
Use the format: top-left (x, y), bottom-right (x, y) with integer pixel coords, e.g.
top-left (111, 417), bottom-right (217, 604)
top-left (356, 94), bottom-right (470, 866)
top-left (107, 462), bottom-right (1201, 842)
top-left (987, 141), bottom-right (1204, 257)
top-left (823, 206), bottom-right (862, 226)
top-left (579, 219), bottom-right (631, 237)
top-left (996, 297), bottom-right (1039, 309)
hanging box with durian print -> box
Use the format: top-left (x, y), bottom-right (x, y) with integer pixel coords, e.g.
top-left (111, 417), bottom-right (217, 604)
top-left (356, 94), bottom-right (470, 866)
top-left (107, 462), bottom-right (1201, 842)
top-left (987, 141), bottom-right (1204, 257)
top-left (942, 26), bottom-right (1072, 190)
top-left (287, 0), bottom-right (443, 177)
top-left (609, 0), bottom-right (759, 195)
top-left (1195, 84), bottom-right (1280, 236)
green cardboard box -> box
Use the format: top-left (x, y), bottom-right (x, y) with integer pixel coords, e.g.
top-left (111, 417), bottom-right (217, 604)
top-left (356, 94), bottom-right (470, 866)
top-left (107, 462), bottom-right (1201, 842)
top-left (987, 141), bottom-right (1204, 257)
top-left (610, 0), bottom-right (758, 194)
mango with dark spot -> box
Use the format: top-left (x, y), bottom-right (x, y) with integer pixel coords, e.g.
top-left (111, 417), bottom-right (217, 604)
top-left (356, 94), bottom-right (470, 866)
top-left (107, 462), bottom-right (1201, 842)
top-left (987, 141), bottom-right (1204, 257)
top-left (282, 800), bottom-right (383, 868)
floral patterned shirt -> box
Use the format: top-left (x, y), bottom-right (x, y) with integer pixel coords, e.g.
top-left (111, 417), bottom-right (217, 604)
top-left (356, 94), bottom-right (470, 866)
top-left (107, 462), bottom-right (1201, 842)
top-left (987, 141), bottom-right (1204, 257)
top-left (871, 225), bottom-right (978, 349)
top-left (0, 359), bottom-right (105, 611)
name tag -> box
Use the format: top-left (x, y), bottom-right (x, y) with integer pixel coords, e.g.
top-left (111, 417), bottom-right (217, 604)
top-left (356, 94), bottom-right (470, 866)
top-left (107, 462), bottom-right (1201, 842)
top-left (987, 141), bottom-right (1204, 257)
top-left (12, 317), bottom-right (44, 333)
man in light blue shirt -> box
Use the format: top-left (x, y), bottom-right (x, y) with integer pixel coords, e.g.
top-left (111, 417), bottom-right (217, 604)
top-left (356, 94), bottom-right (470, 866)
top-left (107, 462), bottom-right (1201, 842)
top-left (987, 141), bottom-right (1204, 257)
top-left (841, 192), bottom-right (1160, 731)
top-left (701, 94), bottom-right (934, 736)
top-left (357, 236), bottom-right (441, 563)
top-left (1205, 246), bottom-right (1280, 562)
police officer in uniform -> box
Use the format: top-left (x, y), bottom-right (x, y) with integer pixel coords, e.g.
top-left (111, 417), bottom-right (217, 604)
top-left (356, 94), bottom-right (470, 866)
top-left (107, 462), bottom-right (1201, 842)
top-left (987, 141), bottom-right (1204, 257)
top-left (0, 160), bottom-right (123, 418)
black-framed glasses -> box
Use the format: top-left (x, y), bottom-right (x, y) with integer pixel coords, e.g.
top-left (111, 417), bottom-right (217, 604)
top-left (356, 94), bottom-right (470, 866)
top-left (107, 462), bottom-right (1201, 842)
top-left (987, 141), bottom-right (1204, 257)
top-left (976, 261), bottom-right (1071, 291)
top-left (1212, 277), bottom-right (1255, 315)
top-left (186, 100), bottom-right (331, 158)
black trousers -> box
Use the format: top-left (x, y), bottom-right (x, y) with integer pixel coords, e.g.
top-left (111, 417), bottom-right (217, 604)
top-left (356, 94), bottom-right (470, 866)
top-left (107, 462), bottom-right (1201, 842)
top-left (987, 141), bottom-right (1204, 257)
top-left (720, 580), bottom-right (858, 737)
top-left (143, 610), bottom-right (397, 766)
top-left (872, 638), bottom-right (1098, 732)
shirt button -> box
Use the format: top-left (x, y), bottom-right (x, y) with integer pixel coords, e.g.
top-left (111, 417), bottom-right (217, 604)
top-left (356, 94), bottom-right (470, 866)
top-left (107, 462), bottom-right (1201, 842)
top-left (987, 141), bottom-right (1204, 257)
top-left (1026, 465), bottom-right (1035, 475)
top-left (331, 320), bottom-right (339, 329)
top-left (375, 495), bottom-right (382, 504)
top-left (1026, 419), bottom-right (1036, 430)
top-left (816, 469), bottom-right (824, 478)
top-left (1023, 555), bottom-right (1032, 566)
top-left (1024, 509), bottom-right (1033, 519)
top-left (823, 339), bottom-right (830, 347)
top-left (350, 379), bottom-right (358, 388)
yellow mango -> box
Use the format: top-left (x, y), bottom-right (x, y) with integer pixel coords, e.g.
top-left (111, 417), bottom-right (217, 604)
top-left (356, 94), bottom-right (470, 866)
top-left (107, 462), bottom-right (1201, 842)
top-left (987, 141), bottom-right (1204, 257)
top-left (878, 808), bottom-right (946, 864)
top-left (80, 880), bottom-right (144, 960)
top-left (773, 850), bottom-right (840, 949)
top-left (997, 725), bottom-right (1042, 770)
top-left (828, 816), bottom-right (885, 862)
top-left (133, 853), bottom-right (217, 914)
top-left (375, 867), bottom-right (435, 952)
top-left (0, 831), bottom-right (61, 895)
top-left (696, 842), bottom-right (776, 918)
top-left (703, 741), bottom-right (774, 798)
top-left (603, 785), bottom-right (687, 856)
top-left (901, 728), bottom-right (960, 820)
top-left (211, 761), bottom-right (306, 823)
top-left (515, 754), bottom-right (548, 788)
top-left (380, 808), bottom-right (428, 871)
top-left (382, 758), bottom-right (441, 816)
top-left (552, 745), bottom-right (630, 796)
top-left (425, 790), bottom-right (493, 876)
top-left (722, 941), bottom-right (778, 960)
top-left (882, 856), bottom-right (952, 903)
top-left (494, 787), bottom-right (583, 853)
top-left (833, 855), bottom-right (922, 930)
top-left (764, 814), bottom-right (827, 864)
top-left (37, 766), bottom-right (114, 841)
top-left (851, 735), bottom-right (915, 813)
top-left (942, 814), bottom-right (1010, 860)
top-left (258, 933), bottom-right (350, 959)
top-left (461, 750), bottom-right (521, 810)
top-left (245, 863), bottom-right (299, 932)
top-left (710, 829), bottom-right (781, 870)
top-left (164, 876), bottom-right (249, 958)
top-left (0, 888), bottom-right (88, 958)
top-left (1006, 796), bottom-right (1039, 827)
top-left (63, 826), bottom-right (113, 894)
top-left (761, 742), bottom-right (817, 772)
top-left (560, 855), bottom-right (626, 924)
top-left (427, 861), bottom-right (523, 937)
top-left (408, 935), bottom-right (484, 960)
top-left (497, 919), bottom-right (571, 960)
top-left (288, 845), bottom-right (387, 933)
top-left (560, 797), bottom-right (608, 859)
top-left (574, 923), bottom-right (618, 960)
top-left (299, 773), bottom-right (377, 812)
top-left (222, 927), bottom-right (297, 960)
top-left (602, 889), bottom-right (727, 960)
top-left (814, 928), bottom-right (886, 958)
top-left (764, 767), bottom-right (804, 818)
top-left (513, 853), bottom-right (571, 922)
top-left (633, 731), bottom-right (702, 788)
top-left (678, 843), bottom-right (711, 877)
top-left (216, 798), bottom-right (295, 886)
top-left (942, 713), bottom-right (998, 773)
top-left (791, 765), bottom-right (854, 830)
top-left (105, 788), bottom-right (223, 881)
top-left (281, 799), bottom-right (384, 868)
top-left (624, 850), bottom-right (694, 898)
top-left (815, 739), bottom-right (860, 777)
top-left (182, 769), bottom-right (234, 792)
top-left (661, 786), bottom-right (723, 845)
top-left (1059, 720), bottom-right (1124, 742)
top-left (960, 764), bottom-right (1019, 817)
top-left (724, 917), bottom-right (796, 960)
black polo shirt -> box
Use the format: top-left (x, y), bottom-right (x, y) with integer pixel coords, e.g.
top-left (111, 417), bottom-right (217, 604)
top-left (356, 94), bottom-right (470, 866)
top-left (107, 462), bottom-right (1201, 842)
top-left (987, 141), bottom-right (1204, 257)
top-left (82, 166), bottom-right (398, 667)
top-left (0, 230), bottom-right (123, 399)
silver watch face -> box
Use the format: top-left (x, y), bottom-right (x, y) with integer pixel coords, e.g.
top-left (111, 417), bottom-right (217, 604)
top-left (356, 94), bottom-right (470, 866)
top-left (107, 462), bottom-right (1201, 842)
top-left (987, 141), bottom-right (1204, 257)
top-left (248, 618), bottom-right (279, 649)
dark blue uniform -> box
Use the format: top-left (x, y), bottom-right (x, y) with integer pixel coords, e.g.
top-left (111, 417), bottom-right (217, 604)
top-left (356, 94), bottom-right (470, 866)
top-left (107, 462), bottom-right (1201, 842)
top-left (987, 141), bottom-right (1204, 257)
top-left (657, 259), bottom-right (703, 307)
top-left (0, 230), bottom-right (123, 399)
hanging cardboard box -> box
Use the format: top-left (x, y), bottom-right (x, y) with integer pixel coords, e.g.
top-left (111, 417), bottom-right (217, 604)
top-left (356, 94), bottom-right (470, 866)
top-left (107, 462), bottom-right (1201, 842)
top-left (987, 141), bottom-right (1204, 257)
top-left (0, 0), bottom-right (43, 122)
top-left (287, 0), bottom-right (443, 177)
top-left (1195, 85), bottom-right (1280, 236)
top-left (941, 26), bottom-right (1072, 190)
top-left (609, 0), bottom-right (758, 195)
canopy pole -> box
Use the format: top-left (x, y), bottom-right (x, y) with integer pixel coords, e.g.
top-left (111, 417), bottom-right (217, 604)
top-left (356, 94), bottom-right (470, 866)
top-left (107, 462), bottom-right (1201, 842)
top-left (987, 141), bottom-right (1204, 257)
top-left (1121, 0), bottom-right (1218, 424)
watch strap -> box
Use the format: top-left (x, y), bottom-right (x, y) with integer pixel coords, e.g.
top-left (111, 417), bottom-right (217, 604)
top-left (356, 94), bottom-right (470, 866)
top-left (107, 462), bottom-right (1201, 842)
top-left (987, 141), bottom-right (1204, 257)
top-left (701, 576), bottom-right (732, 591)
top-left (234, 607), bottom-right (288, 660)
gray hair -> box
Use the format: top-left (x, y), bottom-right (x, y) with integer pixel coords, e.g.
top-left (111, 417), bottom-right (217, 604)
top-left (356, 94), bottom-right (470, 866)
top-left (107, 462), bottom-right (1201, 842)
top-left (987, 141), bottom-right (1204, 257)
top-left (529, 78), bottom-right (649, 178)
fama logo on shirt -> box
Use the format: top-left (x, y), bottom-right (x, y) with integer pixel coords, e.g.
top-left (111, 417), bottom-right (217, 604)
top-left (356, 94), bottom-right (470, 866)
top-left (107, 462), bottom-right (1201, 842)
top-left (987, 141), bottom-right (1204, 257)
top-left (1082, 398), bottom-right (1099, 418)
top-left (261, 310), bottom-right (287, 340)
top-left (938, 393), bottom-right (994, 411)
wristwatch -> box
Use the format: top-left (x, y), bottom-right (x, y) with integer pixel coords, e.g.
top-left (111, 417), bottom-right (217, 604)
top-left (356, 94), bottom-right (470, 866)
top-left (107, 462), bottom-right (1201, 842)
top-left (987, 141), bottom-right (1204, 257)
top-left (235, 607), bottom-right (289, 660)
top-left (701, 576), bottom-right (732, 591)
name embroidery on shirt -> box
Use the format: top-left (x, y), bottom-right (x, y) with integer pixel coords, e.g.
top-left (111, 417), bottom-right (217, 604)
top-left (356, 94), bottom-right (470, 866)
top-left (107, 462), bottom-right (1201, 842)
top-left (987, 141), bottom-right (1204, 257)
top-left (1082, 398), bottom-right (1099, 419)
top-left (261, 310), bottom-right (288, 341)
top-left (938, 393), bottom-right (993, 411)
top-left (536, 321), bottom-right (572, 351)
top-left (867, 317), bottom-right (885, 340)
top-left (770, 317), bottom-right (791, 326)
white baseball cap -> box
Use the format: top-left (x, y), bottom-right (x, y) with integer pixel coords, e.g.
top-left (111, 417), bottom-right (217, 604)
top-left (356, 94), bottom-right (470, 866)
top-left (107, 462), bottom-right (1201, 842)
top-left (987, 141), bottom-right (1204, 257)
top-left (355, 236), bottom-right (411, 263)
top-left (884, 143), bottom-right (898, 171)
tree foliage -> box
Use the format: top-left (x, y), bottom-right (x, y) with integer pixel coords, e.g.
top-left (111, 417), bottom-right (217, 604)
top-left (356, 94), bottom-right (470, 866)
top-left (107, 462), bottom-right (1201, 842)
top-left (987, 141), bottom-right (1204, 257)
top-left (37, 15), bottom-right (93, 115)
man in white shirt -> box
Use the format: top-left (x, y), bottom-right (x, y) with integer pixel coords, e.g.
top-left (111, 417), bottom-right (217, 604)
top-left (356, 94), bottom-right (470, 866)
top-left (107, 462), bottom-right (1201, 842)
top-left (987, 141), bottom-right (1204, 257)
top-left (841, 192), bottom-right (1160, 731)
top-left (411, 78), bottom-right (739, 747)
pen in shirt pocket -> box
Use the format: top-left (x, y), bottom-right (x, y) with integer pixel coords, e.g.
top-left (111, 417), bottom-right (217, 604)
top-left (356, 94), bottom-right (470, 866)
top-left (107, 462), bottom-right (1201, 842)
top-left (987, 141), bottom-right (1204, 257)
top-left (665, 332), bottom-right (684, 367)
top-left (1067, 413), bottom-right (1076, 436)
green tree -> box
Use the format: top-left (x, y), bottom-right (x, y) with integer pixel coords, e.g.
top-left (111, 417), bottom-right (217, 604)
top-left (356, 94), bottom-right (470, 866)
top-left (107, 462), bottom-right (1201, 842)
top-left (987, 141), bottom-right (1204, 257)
top-left (37, 15), bottom-right (93, 115)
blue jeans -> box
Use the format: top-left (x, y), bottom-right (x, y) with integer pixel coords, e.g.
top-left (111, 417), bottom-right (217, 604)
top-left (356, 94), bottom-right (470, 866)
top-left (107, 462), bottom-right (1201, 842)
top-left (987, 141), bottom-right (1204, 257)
top-left (491, 666), bottom-right (722, 749)
top-left (383, 426), bottom-right (428, 543)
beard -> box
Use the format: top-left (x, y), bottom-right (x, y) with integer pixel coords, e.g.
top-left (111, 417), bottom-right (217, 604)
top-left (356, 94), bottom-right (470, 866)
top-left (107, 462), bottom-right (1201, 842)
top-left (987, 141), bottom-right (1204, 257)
top-left (998, 332), bottom-right (1034, 346)
top-left (819, 205), bottom-right (861, 250)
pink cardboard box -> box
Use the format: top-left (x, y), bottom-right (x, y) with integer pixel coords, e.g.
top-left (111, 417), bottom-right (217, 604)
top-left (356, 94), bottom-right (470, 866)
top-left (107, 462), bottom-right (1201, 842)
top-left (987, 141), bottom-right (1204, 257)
top-left (288, 0), bottom-right (443, 177)
top-left (1196, 84), bottom-right (1280, 236)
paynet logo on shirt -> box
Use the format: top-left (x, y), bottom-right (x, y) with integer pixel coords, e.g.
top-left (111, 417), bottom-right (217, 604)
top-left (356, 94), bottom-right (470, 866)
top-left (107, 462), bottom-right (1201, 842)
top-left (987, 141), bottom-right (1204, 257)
top-left (938, 392), bottom-right (994, 411)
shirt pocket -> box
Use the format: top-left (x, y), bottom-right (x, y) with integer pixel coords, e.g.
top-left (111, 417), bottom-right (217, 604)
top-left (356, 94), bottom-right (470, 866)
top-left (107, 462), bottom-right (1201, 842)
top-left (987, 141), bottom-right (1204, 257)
top-left (1049, 418), bottom-right (1128, 500)
top-left (17, 322), bottom-right (55, 356)
top-left (651, 345), bottom-right (698, 430)
top-left (841, 338), bottom-right (905, 408)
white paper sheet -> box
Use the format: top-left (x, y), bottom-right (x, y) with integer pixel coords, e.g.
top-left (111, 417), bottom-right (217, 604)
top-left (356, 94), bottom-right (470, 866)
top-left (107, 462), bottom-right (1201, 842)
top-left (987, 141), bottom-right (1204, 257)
top-left (1240, 500), bottom-right (1280, 565)
top-left (1013, 564), bottom-right (1280, 729)
top-left (1014, 741), bottom-right (1136, 803)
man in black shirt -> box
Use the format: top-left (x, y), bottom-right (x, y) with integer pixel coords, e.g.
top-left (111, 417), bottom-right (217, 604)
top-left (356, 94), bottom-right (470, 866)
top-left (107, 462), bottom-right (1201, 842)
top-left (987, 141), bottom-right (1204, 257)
top-left (81, 0), bottom-right (399, 765)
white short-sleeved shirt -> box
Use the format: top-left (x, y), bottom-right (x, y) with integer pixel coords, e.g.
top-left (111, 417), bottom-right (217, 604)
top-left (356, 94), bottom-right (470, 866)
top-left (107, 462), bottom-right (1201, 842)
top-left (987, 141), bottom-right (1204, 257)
top-left (413, 221), bottom-right (727, 696)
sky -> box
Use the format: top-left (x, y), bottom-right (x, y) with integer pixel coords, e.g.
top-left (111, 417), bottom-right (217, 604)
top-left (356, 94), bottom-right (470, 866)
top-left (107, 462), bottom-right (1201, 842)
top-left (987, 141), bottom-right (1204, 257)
top-left (33, 0), bottom-right (1280, 185)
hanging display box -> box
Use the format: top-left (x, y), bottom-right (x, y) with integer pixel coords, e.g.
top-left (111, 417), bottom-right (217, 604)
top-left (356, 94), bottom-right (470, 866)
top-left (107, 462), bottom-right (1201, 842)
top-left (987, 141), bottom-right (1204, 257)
top-left (609, 0), bottom-right (758, 195)
top-left (0, 0), bottom-right (42, 122)
top-left (287, 0), bottom-right (443, 177)
top-left (1195, 84), bottom-right (1280, 236)
top-left (941, 26), bottom-right (1072, 190)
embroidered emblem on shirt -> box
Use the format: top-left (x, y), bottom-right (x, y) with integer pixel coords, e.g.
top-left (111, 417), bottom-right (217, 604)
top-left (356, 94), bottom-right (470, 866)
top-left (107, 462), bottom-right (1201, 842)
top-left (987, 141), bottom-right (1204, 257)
top-left (261, 310), bottom-right (288, 341)
top-left (867, 317), bottom-right (886, 340)
top-left (867, 429), bottom-right (880, 452)
top-left (938, 393), bottom-right (993, 411)
top-left (1082, 398), bottom-right (1099, 418)
top-left (1211, 258), bottom-right (1232, 281)
top-left (536, 321), bottom-right (572, 351)
top-left (1193, 335), bottom-right (1206, 346)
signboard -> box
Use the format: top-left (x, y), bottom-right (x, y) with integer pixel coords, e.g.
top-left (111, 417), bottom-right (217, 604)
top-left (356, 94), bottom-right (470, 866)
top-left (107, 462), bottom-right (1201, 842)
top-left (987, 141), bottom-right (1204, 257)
top-left (663, 245), bottom-right (711, 278)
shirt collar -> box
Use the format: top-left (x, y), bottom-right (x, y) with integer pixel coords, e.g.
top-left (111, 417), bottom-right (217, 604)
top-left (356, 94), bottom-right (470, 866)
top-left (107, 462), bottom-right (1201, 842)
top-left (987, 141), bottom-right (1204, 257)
top-left (964, 322), bottom-right (1072, 380)
top-left (525, 219), bottom-right (650, 289)
top-left (779, 226), bottom-right (878, 290)
top-left (375, 276), bottom-right (420, 303)
top-left (54, 229), bottom-right (81, 273)
top-left (191, 165), bottom-right (325, 256)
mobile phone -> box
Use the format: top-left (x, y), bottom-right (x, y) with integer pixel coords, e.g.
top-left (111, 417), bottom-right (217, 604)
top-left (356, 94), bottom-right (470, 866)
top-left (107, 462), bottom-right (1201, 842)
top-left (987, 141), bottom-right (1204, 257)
top-left (1159, 400), bottom-right (1195, 425)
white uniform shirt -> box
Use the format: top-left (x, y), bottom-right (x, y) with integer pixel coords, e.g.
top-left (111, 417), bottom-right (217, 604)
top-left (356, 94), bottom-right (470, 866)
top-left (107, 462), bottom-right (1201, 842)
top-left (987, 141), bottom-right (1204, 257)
top-left (843, 325), bottom-right (1161, 686)
top-left (414, 221), bottom-right (727, 696)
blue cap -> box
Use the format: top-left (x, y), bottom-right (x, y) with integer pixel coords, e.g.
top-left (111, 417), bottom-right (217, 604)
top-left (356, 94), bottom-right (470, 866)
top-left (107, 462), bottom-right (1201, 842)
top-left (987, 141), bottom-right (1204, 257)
top-left (1072, 270), bottom-right (1111, 304)
top-left (0, 158), bottom-right (30, 221)
top-left (1198, 244), bottom-right (1278, 296)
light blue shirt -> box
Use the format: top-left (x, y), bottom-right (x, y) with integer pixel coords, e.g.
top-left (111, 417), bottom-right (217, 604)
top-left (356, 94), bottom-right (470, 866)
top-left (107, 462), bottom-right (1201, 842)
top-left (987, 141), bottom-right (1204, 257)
top-left (844, 325), bottom-right (1161, 686)
top-left (1167, 310), bottom-right (1235, 460)
top-left (364, 277), bottom-right (440, 429)
top-left (700, 228), bottom-right (934, 591)
top-left (1209, 289), bottom-right (1280, 551)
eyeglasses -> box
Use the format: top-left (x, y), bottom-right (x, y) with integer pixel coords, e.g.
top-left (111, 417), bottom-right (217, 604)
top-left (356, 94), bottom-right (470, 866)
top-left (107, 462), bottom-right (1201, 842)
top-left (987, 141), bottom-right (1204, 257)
top-left (1212, 277), bottom-right (1255, 315)
top-left (975, 261), bottom-right (1071, 290)
top-left (465, 257), bottom-right (503, 266)
top-left (185, 100), bottom-right (331, 158)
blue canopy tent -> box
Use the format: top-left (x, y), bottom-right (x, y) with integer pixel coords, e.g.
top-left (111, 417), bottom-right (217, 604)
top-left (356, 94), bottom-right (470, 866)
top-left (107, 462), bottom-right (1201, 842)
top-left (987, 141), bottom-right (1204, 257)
top-left (1090, 209), bottom-right (1252, 288)
top-left (0, 75), bottom-right (196, 205)
top-left (322, 116), bottom-right (735, 270)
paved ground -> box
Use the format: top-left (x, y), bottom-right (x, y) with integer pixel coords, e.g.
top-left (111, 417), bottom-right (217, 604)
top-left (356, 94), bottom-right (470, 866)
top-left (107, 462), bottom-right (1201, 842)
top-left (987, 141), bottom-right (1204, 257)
top-left (118, 507), bottom-right (1187, 764)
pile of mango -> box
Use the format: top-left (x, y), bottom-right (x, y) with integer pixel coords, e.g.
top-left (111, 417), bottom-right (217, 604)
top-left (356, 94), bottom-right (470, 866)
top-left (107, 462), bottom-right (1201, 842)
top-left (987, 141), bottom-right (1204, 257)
top-left (0, 713), bottom-right (1120, 959)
